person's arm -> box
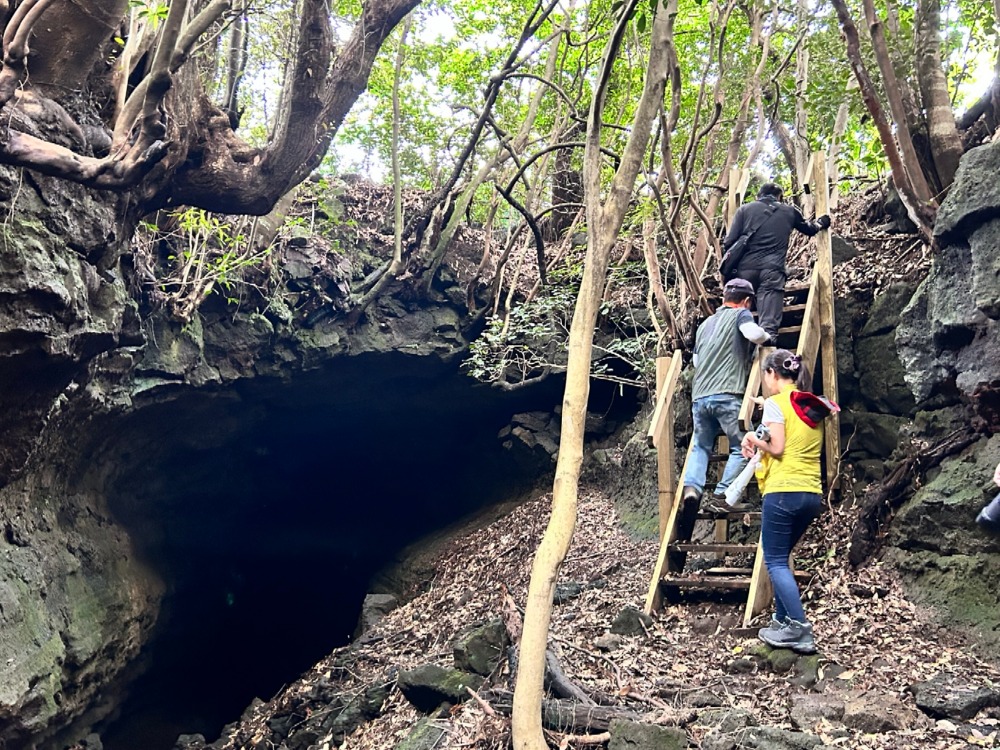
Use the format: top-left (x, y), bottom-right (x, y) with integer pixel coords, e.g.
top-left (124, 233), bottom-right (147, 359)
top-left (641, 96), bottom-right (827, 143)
top-left (994, 461), bottom-right (1000, 487)
top-left (722, 206), bottom-right (747, 248)
top-left (742, 399), bottom-right (786, 457)
top-left (793, 208), bottom-right (831, 236)
top-left (737, 309), bottom-right (769, 344)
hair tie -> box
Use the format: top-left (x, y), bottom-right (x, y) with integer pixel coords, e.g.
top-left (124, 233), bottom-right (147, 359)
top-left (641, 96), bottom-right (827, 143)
top-left (783, 356), bottom-right (801, 373)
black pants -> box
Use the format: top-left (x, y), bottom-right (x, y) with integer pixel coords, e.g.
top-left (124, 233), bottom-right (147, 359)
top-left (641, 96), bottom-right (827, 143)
top-left (736, 267), bottom-right (785, 337)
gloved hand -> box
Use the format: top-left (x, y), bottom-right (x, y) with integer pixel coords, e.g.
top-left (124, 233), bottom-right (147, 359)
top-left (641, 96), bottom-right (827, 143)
top-left (816, 214), bottom-right (831, 230)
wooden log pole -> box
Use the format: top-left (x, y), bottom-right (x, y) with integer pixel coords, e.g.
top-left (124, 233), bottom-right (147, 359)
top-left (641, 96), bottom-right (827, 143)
top-left (811, 151), bottom-right (841, 491)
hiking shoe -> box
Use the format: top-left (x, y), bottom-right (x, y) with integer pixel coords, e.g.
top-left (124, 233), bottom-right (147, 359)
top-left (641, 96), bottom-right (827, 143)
top-left (759, 618), bottom-right (817, 654)
top-left (757, 616), bottom-right (787, 641)
top-left (702, 493), bottom-right (751, 515)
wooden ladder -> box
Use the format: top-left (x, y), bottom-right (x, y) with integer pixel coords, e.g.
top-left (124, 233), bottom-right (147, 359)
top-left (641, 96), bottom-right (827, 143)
top-left (643, 151), bottom-right (841, 628)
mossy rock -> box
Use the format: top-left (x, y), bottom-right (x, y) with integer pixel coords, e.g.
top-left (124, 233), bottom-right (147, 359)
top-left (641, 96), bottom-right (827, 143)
top-left (397, 664), bottom-right (484, 713)
top-left (394, 718), bottom-right (447, 750)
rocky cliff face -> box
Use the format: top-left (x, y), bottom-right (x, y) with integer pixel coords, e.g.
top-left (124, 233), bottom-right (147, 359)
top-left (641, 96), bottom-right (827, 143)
top-left (0, 172), bottom-right (571, 748)
top-left (888, 139), bottom-right (1000, 644)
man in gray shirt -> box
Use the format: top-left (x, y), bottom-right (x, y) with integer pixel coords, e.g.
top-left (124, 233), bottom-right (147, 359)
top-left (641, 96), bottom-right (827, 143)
top-left (682, 278), bottom-right (769, 512)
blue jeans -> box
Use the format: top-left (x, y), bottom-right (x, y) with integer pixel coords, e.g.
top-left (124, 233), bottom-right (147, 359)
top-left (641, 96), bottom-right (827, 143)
top-left (683, 394), bottom-right (747, 494)
top-left (761, 491), bottom-right (822, 623)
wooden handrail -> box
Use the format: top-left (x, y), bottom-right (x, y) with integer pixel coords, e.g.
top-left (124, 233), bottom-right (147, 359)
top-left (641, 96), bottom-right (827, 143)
top-left (646, 351), bottom-right (684, 448)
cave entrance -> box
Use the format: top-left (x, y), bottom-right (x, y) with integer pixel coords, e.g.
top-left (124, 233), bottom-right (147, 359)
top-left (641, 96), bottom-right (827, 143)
top-left (90, 354), bottom-right (638, 750)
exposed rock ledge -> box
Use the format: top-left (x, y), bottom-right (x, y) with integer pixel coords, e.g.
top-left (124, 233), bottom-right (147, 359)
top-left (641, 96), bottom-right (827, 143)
top-left (0, 166), bottom-right (516, 749)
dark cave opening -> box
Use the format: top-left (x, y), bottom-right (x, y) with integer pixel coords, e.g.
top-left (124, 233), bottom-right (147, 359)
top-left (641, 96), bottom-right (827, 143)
top-left (89, 355), bottom-right (640, 750)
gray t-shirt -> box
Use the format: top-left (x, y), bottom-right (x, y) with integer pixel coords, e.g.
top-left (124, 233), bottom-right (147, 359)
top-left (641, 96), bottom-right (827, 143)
top-left (691, 306), bottom-right (755, 400)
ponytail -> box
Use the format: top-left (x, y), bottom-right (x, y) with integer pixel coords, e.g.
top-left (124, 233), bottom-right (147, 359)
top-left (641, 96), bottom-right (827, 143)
top-left (764, 348), bottom-right (812, 391)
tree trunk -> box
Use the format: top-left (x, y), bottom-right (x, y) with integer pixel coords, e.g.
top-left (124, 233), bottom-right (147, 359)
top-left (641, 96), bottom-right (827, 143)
top-left (831, 0), bottom-right (936, 236)
top-left (794, 0), bottom-right (813, 215)
top-left (914, 0), bottom-right (964, 191)
top-left (862, 0), bottom-right (933, 204)
top-left (510, 1), bottom-right (675, 747)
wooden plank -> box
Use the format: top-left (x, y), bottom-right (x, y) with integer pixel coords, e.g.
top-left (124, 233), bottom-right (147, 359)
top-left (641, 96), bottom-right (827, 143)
top-left (777, 325), bottom-right (802, 335)
top-left (704, 566), bottom-right (753, 576)
top-left (645, 439), bottom-right (696, 615)
top-left (662, 577), bottom-right (752, 590)
top-left (651, 354), bottom-right (683, 540)
top-left (695, 511), bottom-right (761, 521)
top-left (647, 352), bottom-right (683, 449)
top-left (742, 537), bottom-right (773, 627)
top-left (812, 151), bottom-right (841, 492)
top-left (739, 346), bottom-right (771, 431)
top-left (782, 304), bottom-right (808, 313)
top-left (657, 421), bottom-right (675, 540)
top-left (713, 437), bottom-right (730, 559)
top-left (671, 543), bottom-right (757, 554)
top-left (796, 268), bottom-right (822, 376)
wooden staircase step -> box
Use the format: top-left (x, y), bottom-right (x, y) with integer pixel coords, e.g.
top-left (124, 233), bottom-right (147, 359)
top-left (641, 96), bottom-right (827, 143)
top-left (694, 511), bottom-right (761, 521)
top-left (782, 303), bottom-right (807, 313)
top-left (777, 325), bottom-right (802, 335)
top-left (671, 543), bottom-right (757, 554)
top-left (704, 566), bottom-right (753, 575)
top-left (661, 576), bottom-right (751, 590)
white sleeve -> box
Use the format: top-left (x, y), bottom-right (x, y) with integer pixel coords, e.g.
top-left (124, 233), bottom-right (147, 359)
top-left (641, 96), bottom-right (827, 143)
top-left (762, 398), bottom-right (784, 425)
top-left (739, 320), bottom-right (769, 344)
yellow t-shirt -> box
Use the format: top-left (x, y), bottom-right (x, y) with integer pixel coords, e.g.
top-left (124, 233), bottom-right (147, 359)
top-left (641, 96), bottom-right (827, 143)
top-left (755, 384), bottom-right (824, 495)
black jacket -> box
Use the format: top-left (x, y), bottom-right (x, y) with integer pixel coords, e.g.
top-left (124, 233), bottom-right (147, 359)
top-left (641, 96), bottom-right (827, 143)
top-left (724, 196), bottom-right (823, 272)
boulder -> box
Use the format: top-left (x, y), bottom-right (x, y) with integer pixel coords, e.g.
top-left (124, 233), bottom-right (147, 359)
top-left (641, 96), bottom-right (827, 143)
top-left (397, 665), bottom-right (484, 713)
top-left (968, 221), bottom-right (1000, 318)
top-left (394, 718), bottom-right (447, 750)
top-left (452, 620), bottom-right (508, 677)
top-left (789, 693), bottom-right (845, 730)
top-left (889, 434), bottom-right (1000, 557)
top-left (910, 673), bottom-right (1000, 720)
top-left (843, 692), bottom-right (926, 732)
top-left (897, 213), bottom-right (1000, 403)
top-left (610, 606), bottom-right (652, 636)
top-left (860, 283), bottom-right (919, 338)
top-left (697, 706), bottom-right (758, 733)
top-left (933, 139), bottom-right (1000, 240)
top-left (608, 719), bottom-right (687, 750)
top-left (854, 334), bottom-right (917, 415)
top-left (703, 725), bottom-right (823, 750)
top-left (839, 410), bottom-right (909, 458)
top-left (355, 593), bottom-right (398, 637)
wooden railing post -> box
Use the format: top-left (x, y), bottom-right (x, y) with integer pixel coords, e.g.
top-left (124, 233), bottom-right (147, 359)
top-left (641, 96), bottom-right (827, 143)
top-left (812, 150), bottom-right (841, 492)
top-left (647, 353), bottom-right (683, 538)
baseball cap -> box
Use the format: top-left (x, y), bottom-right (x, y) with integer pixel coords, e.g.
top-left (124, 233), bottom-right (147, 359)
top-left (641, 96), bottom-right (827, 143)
top-left (724, 278), bottom-right (756, 296)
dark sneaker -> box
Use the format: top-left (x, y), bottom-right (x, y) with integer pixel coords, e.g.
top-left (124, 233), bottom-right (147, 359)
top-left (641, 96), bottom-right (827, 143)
top-left (703, 493), bottom-right (750, 515)
top-left (759, 618), bottom-right (817, 654)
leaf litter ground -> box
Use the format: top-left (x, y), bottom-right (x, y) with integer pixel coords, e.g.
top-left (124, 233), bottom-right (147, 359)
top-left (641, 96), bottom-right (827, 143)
top-left (226, 484), bottom-right (999, 750)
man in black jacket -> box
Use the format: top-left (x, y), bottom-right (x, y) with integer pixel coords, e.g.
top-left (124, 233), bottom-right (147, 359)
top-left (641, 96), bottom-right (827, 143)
top-left (723, 183), bottom-right (830, 342)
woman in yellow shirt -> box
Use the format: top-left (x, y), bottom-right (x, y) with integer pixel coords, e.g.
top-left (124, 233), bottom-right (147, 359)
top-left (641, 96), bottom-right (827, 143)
top-left (742, 349), bottom-right (837, 654)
